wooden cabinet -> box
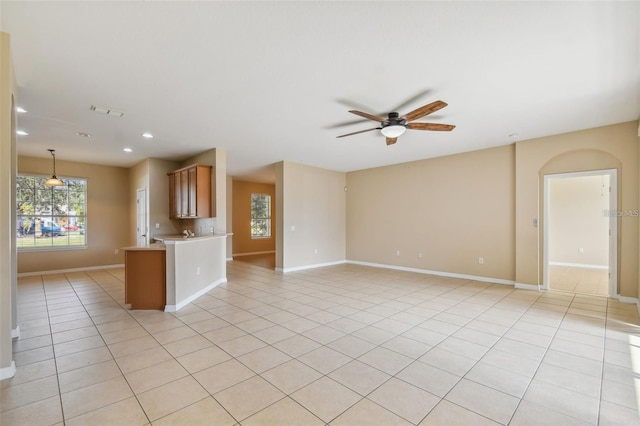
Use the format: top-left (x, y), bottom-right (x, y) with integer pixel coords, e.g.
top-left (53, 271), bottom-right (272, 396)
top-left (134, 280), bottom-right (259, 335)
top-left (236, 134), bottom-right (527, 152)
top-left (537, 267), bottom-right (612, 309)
top-left (125, 249), bottom-right (166, 310)
top-left (168, 164), bottom-right (212, 219)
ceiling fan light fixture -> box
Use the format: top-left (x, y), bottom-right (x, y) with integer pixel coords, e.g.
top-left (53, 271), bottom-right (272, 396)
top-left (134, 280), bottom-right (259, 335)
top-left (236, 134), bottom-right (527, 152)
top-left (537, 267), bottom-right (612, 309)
top-left (44, 149), bottom-right (64, 187)
top-left (380, 125), bottom-right (406, 138)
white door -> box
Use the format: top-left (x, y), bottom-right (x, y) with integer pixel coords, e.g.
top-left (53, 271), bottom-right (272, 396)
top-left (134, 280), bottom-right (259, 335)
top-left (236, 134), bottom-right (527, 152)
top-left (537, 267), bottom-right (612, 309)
top-left (136, 188), bottom-right (148, 246)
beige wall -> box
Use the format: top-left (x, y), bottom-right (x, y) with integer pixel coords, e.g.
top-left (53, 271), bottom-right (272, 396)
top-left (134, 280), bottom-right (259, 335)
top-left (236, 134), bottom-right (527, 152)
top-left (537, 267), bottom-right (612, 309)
top-left (128, 159), bottom-right (149, 245)
top-left (516, 121), bottom-right (639, 297)
top-left (548, 175), bottom-right (610, 266)
top-left (148, 158), bottom-right (181, 240)
top-left (278, 161), bottom-right (346, 271)
top-left (17, 156), bottom-right (131, 273)
top-left (232, 180), bottom-right (276, 255)
top-left (347, 145), bottom-right (516, 281)
top-left (1, 31), bottom-right (18, 376)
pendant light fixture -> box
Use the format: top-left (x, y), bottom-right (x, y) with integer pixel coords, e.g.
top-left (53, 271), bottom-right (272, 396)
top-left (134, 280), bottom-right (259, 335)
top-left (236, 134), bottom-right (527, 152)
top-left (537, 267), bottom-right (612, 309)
top-left (44, 149), bottom-right (64, 187)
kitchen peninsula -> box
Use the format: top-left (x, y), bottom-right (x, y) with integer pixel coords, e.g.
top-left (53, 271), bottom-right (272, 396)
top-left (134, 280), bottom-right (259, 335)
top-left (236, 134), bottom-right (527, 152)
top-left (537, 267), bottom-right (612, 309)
top-left (123, 233), bottom-right (228, 312)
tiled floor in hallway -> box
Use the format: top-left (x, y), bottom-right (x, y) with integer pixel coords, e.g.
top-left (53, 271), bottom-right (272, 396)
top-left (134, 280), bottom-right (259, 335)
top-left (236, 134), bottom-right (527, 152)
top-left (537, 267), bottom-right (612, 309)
top-left (2, 261), bottom-right (639, 425)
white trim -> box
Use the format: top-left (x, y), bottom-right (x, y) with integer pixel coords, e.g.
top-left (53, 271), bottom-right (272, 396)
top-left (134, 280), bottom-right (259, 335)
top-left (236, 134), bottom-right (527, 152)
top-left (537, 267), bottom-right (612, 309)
top-left (278, 260), bottom-right (346, 273)
top-left (346, 260), bottom-right (515, 286)
top-left (515, 283), bottom-right (541, 291)
top-left (0, 361), bottom-right (16, 380)
top-left (613, 294), bottom-right (638, 305)
top-left (549, 261), bottom-right (608, 270)
top-left (226, 257), bottom-right (233, 262)
top-left (17, 264), bottom-right (124, 277)
top-left (164, 277), bottom-right (226, 312)
top-left (233, 250), bottom-right (275, 257)
top-left (11, 326), bottom-right (20, 339)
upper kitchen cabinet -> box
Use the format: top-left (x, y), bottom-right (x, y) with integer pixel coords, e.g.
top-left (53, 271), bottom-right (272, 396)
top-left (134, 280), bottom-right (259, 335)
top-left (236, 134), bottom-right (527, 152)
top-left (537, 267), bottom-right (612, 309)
top-left (168, 164), bottom-right (212, 219)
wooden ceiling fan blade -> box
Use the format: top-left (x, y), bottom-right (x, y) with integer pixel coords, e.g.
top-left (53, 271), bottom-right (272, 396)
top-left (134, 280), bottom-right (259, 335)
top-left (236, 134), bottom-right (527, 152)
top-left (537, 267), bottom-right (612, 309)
top-left (406, 123), bottom-right (456, 131)
top-left (403, 100), bottom-right (448, 122)
top-left (336, 127), bottom-right (380, 138)
top-left (386, 137), bottom-right (398, 145)
top-left (349, 110), bottom-right (387, 122)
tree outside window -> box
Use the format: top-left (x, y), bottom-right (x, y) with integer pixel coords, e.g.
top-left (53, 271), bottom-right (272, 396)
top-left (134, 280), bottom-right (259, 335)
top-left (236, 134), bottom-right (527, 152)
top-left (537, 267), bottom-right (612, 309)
top-left (251, 193), bottom-right (271, 238)
top-left (16, 175), bottom-right (87, 249)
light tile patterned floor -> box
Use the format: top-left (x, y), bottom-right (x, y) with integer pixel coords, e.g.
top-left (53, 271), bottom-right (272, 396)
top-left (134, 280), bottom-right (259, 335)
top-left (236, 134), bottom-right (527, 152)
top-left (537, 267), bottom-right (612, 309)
top-left (549, 265), bottom-right (609, 297)
top-left (2, 262), bottom-right (639, 425)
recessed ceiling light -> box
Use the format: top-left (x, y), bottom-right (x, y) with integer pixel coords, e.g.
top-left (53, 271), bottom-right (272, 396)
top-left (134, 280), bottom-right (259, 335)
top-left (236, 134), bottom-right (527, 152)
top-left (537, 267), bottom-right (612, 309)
top-left (16, 106), bottom-right (27, 113)
top-left (16, 130), bottom-right (29, 136)
top-left (76, 132), bottom-right (91, 138)
top-left (142, 133), bottom-right (153, 139)
top-left (123, 147), bottom-right (133, 153)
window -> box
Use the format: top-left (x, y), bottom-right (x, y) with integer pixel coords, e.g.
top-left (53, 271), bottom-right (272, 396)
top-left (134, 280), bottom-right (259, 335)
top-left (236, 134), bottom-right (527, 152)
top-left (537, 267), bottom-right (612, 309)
top-left (250, 193), bottom-right (271, 238)
top-left (16, 174), bottom-right (87, 249)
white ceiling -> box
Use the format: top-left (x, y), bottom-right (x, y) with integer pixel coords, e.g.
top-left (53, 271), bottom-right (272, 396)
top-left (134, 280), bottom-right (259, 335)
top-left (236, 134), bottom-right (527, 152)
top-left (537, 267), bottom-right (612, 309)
top-left (2, 1), bottom-right (639, 182)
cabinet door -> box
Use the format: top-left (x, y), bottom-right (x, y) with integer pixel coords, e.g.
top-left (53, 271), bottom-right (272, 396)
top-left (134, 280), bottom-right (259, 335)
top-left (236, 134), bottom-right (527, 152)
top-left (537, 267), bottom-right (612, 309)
top-left (168, 173), bottom-right (181, 219)
top-left (188, 166), bottom-right (197, 217)
top-left (180, 169), bottom-right (189, 218)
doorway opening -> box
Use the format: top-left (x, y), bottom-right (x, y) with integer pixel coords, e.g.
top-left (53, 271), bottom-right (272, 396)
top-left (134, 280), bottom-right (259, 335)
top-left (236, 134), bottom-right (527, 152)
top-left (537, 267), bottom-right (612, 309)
top-left (136, 187), bottom-right (148, 246)
top-left (543, 169), bottom-right (617, 297)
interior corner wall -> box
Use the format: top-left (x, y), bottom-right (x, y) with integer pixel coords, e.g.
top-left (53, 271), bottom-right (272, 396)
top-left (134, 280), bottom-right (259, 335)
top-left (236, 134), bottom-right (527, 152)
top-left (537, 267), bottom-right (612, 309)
top-left (346, 145), bottom-right (516, 281)
top-left (232, 180), bottom-right (276, 255)
top-left (280, 162), bottom-right (346, 271)
top-left (148, 158), bottom-right (180, 240)
top-left (17, 156), bottom-right (131, 274)
top-left (1, 31), bottom-right (18, 377)
top-left (515, 121), bottom-right (639, 297)
top-left (226, 175), bottom-right (233, 259)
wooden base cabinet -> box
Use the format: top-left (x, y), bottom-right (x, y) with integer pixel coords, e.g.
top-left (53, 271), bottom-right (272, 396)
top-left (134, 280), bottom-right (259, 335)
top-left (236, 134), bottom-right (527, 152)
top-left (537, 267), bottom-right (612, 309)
top-left (168, 164), bottom-right (212, 219)
top-left (125, 249), bottom-right (166, 310)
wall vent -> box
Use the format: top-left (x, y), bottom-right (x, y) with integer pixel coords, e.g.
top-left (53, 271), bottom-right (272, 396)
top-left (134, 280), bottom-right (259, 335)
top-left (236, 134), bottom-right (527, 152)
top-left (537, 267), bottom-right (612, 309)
top-left (90, 105), bottom-right (124, 117)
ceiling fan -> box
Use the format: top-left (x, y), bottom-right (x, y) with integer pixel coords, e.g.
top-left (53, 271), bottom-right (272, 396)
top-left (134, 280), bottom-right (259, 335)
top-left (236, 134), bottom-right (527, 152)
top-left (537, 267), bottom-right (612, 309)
top-left (336, 100), bottom-right (455, 145)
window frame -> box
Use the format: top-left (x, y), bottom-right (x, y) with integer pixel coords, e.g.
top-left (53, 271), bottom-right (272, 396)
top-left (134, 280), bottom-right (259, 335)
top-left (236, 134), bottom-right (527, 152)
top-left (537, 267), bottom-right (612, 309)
top-left (16, 173), bottom-right (88, 252)
top-left (250, 193), bottom-right (271, 239)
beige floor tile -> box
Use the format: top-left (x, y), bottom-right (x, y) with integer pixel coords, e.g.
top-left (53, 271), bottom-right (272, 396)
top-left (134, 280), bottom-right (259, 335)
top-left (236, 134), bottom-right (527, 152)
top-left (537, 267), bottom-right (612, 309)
top-left (193, 358), bottom-right (255, 394)
top-left (153, 326), bottom-right (198, 345)
top-left (0, 359), bottom-right (56, 390)
top-left (101, 325), bottom-right (149, 345)
top-left (188, 317), bottom-right (230, 334)
top-left (242, 396), bottom-right (323, 426)
top-left (329, 360), bottom-right (391, 396)
top-left (12, 345), bottom-right (54, 367)
top-left (303, 325), bottom-right (346, 344)
top-left (396, 361), bottom-right (461, 397)
top-left (291, 377), bottom-right (362, 423)
top-left (217, 334), bottom-right (267, 357)
top-left (202, 324), bottom-right (248, 344)
top-left (0, 395), bottom-right (63, 426)
top-left (598, 400), bottom-right (640, 426)
top-left (534, 362), bottom-right (601, 398)
top-left (0, 375), bottom-right (59, 412)
top-left (419, 400), bottom-right (500, 426)
top-left (152, 396), bottom-right (236, 426)
top-left (237, 345), bottom-right (291, 373)
top-left (109, 335), bottom-right (160, 358)
top-left (137, 376), bottom-right (209, 422)
top-left (419, 347), bottom-right (476, 376)
top-left (465, 361), bottom-right (531, 398)
top-left (331, 398), bottom-right (412, 425)
top-left (65, 396), bottom-right (148, 426)
top-left (601, 379), bottom-right (638, 410)
top-left (252, 324), bottom-right (297, 344)
top-left (55, 346), bottom-right (113, 373)
top-left (351, 325), bottom-right (396, 345)
top-left (125, 359), bottom-right (189, 394)
top-left (368, 377), bottom-right (440, 424)
top-left (214, 375), bottom-right (285, 421)
top-left (61, 376), bottom-right (133, 419)
top-left (445, 378), bottom-right (519, 424)
top-left (162, 334), bottom-right (213, 358)
top-left (273, 334), bottom-right (322, 357)
top-left (510, 400), bottom-right (589, 425)
top-left (12, 334), bottom-right (52, 353)
top-left (523, 380), bottom-right (599, 424)
top-left (357, 346), bottom-right (413, 375)
top-left (115, 346), bottom-right (173, 374)
top-left (58, 359), bottom-right (122, 393)
top-left (298, 346), bottom-right (352, 374)
top-left (53, 335), bottom-right (105, 357)
top-left (260, 359), bottom-right (323, 394)
top-left (176, 345), bottom-right (231, 373)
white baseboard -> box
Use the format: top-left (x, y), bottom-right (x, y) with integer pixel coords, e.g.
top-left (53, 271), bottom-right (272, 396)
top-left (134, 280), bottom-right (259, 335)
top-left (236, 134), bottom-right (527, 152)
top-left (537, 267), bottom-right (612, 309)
top-left (514, 283), bottom-right (541, 291)
top-left (233, 251), bottom-right (275, 257)
top-left (549, 261), bottom-right (608, 270)
top-left (346, 260), bottom-right (515, 286)
top-left (277, 260), bottom-right (347, 273)
top-left (165, 277), bottom-right (227, 312)
top-left (0, 361), bottom-right (16, 380)
top-left (11, 326), bottom-right (20, 339)
top-left (17, 264), bottom-right (125, 277)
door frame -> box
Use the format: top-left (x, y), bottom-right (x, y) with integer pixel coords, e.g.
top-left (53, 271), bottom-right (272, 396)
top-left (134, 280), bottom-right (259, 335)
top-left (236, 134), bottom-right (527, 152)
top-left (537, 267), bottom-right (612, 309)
top-left (542, 169), bottom-right (617, 296)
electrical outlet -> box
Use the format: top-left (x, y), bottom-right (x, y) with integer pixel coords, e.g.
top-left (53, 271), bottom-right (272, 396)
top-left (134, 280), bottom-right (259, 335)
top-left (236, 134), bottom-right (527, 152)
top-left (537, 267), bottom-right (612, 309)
top-left (196, 266), bottom-right (200, 275)
top-left (478, 257), bottom-right (484, 264)
top-left (114, 249), bottom-right (119, 255)
top-left (418, 252), bottom-right (423, 258)
top-left (155, 223), bottom-right (160, 229)
top-left (579, 248), bottom-right (584, 253)
top-left (314, 248), bottom-right (318, 254)
top-left (396, 250), bottom-right (400, 256)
